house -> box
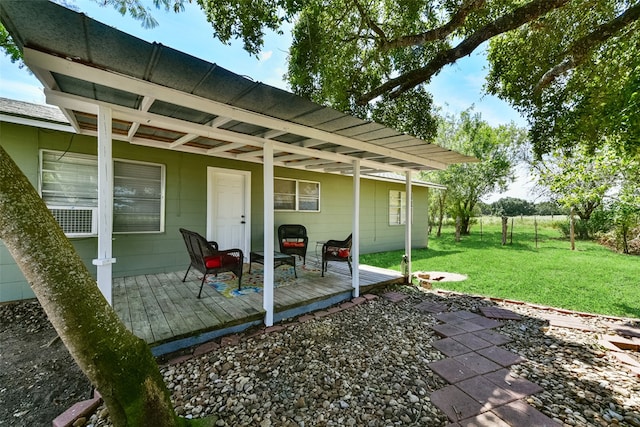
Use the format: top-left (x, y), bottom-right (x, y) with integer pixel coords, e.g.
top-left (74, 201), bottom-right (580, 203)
top-left (0, 1), bottom-right (472, 326)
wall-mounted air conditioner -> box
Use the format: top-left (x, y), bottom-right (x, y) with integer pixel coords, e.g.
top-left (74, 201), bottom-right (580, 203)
top-left (48, 206), bottom-right (98, 237)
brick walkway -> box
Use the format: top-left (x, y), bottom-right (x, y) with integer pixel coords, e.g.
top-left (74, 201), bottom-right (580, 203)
top-left (427, 309), bottom-right (562, 426)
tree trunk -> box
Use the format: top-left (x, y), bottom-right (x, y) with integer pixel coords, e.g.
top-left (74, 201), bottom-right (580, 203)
top-left (570, 207), bottom-right (576, 250)
top-left (460, 215), bottom-right (471, 235)
top-left (501, 216), bottom-right (508, 245)
top-left (455, 216), bottom-right (461, 242)
top-left (0, 146), bottom-right (213, 427)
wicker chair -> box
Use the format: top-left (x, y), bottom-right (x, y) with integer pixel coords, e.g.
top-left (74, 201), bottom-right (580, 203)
top-left (321, 233), bottom-right (352, 277)
top-left (179, 228), bottom-right (244, 298)
top-left (278, 224), bottom-right (309, 265)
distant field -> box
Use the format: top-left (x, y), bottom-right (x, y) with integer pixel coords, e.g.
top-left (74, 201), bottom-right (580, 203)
top-left (361, 221), bottom-right (640, 319)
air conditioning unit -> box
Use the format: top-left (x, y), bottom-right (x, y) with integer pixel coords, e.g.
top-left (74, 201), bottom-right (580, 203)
top-left (48, 206), bottom-right (98, 237)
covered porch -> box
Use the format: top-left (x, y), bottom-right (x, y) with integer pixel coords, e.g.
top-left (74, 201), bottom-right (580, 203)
top-left (114, 261), bottom-right (403, 355)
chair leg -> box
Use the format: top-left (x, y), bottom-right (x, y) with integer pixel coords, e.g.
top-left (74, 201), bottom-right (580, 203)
top-left (197, 274), bottom-right (206, 298)
top-left (182, 265), bottom-right (191, 282)
top-left (348, 260), bottom-right (352, 276)
top-left (321, 258), bottom-right (325, 277)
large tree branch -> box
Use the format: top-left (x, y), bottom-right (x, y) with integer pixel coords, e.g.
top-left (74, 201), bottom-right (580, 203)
top-left (380, 0), bottom-right (486, 51)
top-left (357, 0), bottom-right (570, 105)
top-left (535, 2), bottom-right (640, 92)
top-left (352, 0), bottom-right (388, 41)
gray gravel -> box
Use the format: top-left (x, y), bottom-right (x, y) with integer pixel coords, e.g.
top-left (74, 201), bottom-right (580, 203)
top-left (86, 286), bottom-right (640, 426)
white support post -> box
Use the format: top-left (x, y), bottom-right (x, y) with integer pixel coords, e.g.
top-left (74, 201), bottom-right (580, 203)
top-left (263, 141), bottom-right (275, 326)
top-left (405, 172), bottom-right (412, 281)
top-left (92, 105), bottom-right (116, 305)
top-left (352, 160), bottom-right (361, 297)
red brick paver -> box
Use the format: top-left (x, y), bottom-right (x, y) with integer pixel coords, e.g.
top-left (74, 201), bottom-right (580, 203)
top-left (451, 333), bottom-right (493, 351)
top-left (453, 353), bottom-right (502, 375)
top-left (52, 394), bottom-right (102, 427)
top-left (491, 400), bottom-right (562, 426)
top-left (432, 338), bottom-right (473, 357)
top-left (381, 291), bottom-right (408, 302)
top-left (431, 385), bottom-right (485, 422)
top-left (193, 340), bottom-right (221, 356)
top-left (415, 300), bottom-right (449, 313)
top-left (602, 334), bottom-right (640, 351)
top-left (429, 358), bottom-right (481, 383)
top-left (469, 317), bottom-right (503, 330)
top-left (437, 312), bottom-right (470, 323)
top-left (539, 313), bottom-right (596, 332)
top-left (457, 375), bottom-right (521, 410)
top-left (482, 369), bottom-right (543, 398)
top-left (608, 323), bottom-right (640, 338)
top-left (432, 323), bottom-right (468, 338)
top-left (477, 346), bottom-right (526, 368)
top-left (454, 411), bottom-right (512, 427)
top-left (220, 334), bottom-right (241, 346)
top-left (474, 330), bottom-right (512, 346)
top-left (480, 307), bottom-right (522, 320)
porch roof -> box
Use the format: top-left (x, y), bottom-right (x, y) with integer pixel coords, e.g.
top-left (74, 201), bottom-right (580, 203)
top-left (0, 0), bottom-right (476, 178)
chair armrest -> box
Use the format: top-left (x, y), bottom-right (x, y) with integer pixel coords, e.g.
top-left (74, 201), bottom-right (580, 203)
top-left (324, 238), bottom-right (348, 249)
top-left (217, 248), bottom-right (243, 261)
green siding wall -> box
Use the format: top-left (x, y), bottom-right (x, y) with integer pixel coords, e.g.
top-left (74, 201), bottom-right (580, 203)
top-left (0, 121), bottom-right (429, 302)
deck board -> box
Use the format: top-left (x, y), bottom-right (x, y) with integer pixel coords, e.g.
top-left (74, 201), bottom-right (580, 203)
top-left (112, 263), bottom-right (402, 349)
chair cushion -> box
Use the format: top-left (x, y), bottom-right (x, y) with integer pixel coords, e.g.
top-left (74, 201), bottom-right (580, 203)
top-left (326, 246), bottom-right (350, 258)
top-left (283, 241), bottom-right (305, 248)
top-left (204, 254), bottom-right (238, 268)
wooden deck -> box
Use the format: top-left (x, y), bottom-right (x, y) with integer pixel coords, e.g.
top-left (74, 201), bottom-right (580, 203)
top-left (112, 261), bottom-right (403, 355)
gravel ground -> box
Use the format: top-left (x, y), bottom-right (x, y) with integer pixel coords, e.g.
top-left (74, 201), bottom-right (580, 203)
top-left (0, 300), bottom-right (92, 427)
top-left (3, 286), bottom-right (640, 427)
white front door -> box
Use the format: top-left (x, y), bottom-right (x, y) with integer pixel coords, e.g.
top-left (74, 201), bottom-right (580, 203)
top-left (207, 167), bottom-right (251, 261)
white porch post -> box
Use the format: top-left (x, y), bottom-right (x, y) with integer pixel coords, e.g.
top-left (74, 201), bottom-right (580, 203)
top-left (352, 160), bottom-right (360, 297)
top-left (405, 172), bottom-right (412, 281)
top-left (263, 141), bottom-right (275, 326)
top-left (92, 105), bottom-right (116, 305)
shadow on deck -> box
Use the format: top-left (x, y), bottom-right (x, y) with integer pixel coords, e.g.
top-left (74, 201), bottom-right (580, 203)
top-left (113, 261), bottom-right (403, 356)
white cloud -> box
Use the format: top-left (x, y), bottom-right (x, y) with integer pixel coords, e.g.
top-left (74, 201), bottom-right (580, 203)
top-left (259, 50), bottom-right (273, 62)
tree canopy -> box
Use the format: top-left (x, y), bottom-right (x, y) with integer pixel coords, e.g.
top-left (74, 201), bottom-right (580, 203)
top-left (486, 1), bottom-right (640, 158)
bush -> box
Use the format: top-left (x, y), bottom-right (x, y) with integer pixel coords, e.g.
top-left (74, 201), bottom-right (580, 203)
top-left (553, 209), bottom-right (614, 240)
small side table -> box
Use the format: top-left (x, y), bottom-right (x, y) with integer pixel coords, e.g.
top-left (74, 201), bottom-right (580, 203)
top-left (249, 251), bottom-right (297, 277)
top-left (315, 241), bottom-right (326, 264)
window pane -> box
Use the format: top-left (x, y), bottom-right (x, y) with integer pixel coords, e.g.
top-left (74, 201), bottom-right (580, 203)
top-left (274, 179), bottom-right (296, 210)
top-left (298, 181), bottom-right (319, 211)
top-left (299, 197), bottom-right (319, 211)
top-left (41, 151), bottom-right (97, 207)
top-left (113, 161), bottom-right (163, 232)
top-left (389, 190), bottom-right (406, 225)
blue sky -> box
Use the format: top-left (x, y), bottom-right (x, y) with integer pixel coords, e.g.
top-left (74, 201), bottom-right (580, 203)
top-left (0, 1), bottom-right (534, 201)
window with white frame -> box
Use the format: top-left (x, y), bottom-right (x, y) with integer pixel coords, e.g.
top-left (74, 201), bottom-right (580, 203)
top-left (389, 190), bottom-right (411, 225)
top-left (274, 178), bottom-right (320, 211)
top-left (40, 150), bottom-right (165, 235)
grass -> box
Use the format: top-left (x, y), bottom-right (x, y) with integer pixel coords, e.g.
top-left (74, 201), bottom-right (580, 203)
top-left (361, 219), bottom-right (640, 319)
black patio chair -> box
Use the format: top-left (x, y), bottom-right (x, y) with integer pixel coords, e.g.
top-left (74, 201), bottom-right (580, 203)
top-left (321, 233), bottom-right (352, 277)
top-left (278, 224), bottom-right (309, 265)
top-left (179, 228), bottom-right (244, 298)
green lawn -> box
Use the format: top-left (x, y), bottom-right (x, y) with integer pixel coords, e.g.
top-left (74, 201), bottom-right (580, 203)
top-left (361, 219), bottom-right (640, 319)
